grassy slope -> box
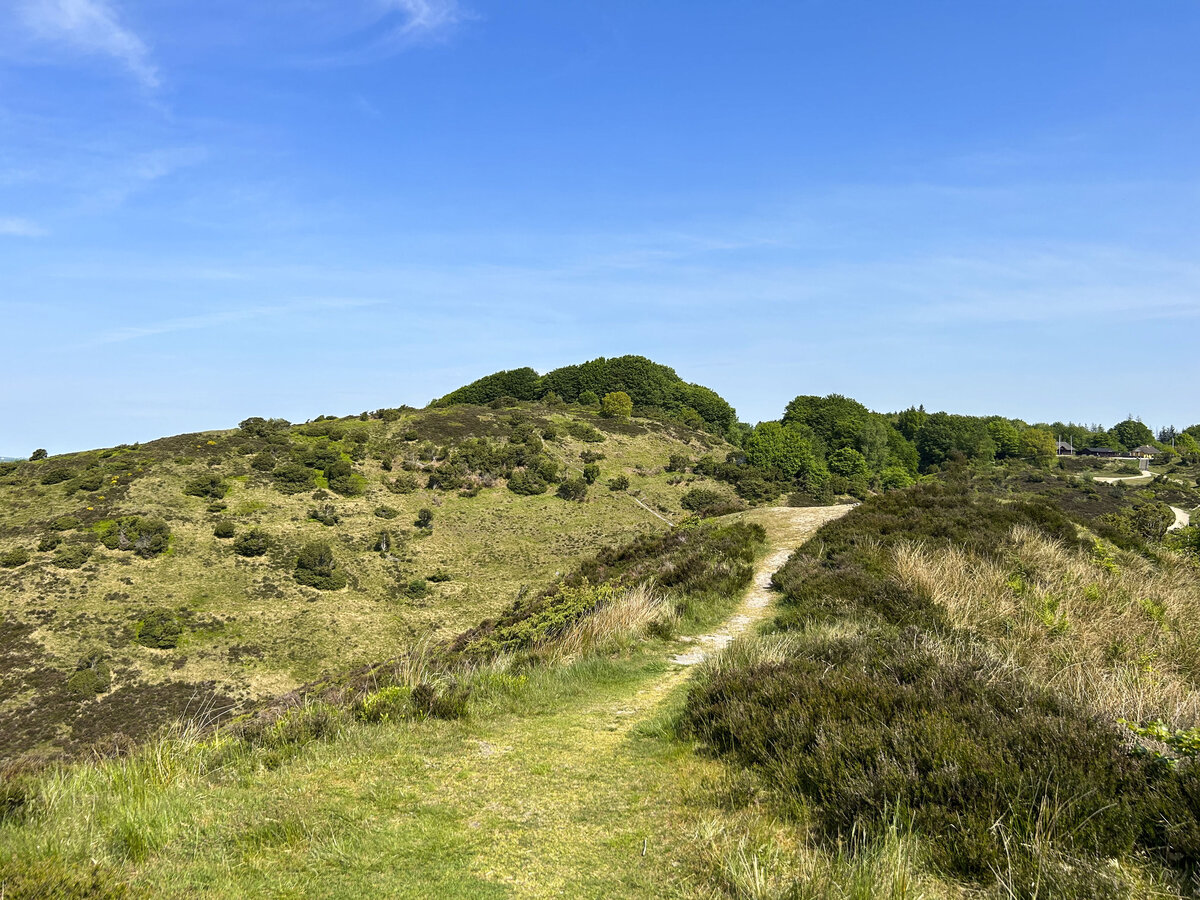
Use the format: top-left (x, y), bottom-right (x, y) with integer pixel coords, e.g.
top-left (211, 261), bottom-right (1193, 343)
top-left (0, 402), bottom-right (729, 761)
top-left (1, 506), bottom-right (822, 900)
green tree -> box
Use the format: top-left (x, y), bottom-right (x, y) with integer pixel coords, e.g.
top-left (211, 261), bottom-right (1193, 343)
top-left (1112, 418), bottom-right (1155, 452)
top-left (828, 447), bottom-right (869, 479)
top-left (986, 421), bottom-right (1022, 459)
top-left (1176, 433), bottom-right (1200, 464)
top-left (743, 422), bottom-right (827, 485)
top-left (1019, 427), bottom-right (1057, 467)
top-left (600, 391), bottom-right (633, 419)
top-left (29, 449), bottom-right (47, 461)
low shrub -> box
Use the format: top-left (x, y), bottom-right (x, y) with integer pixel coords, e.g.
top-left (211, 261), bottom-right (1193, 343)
top-left (271, 462), bottom-right (316, 495)
top-left (213, 521), bottom-right (236, 539)
top-left (556, 477), bottom-right (588, 501)
top-left (683, 632), bottom-right (1200, 882)
top-left (49, 515), bottom-right (81, 531)
top-left (184, 473), bottom-right (227, 499)
top-left (0, 547), bottom-right (30, 568)
top-left (52, 544), bottom-right (91, 569)
top-left (136, 607), bottom-right (183, 649)
top-left (307, 504), bottom-right (340, 527)
top-left (411, 682), bottom-right (470, 720)
top-left (508, 470), bottom-right (548, 495)
top-left (566, 421), bottom-right (605, 443)
top-left (233, 528), bottom-right (269, 557)
top-left (37, 534), bottom-right (61, 552)
top-left (414, 508), bottom-right (434, 529)
top-left (580, 450), bottom-right (605, 463)
top-left (386, 473), bottom-right (419, 494)
top-left (427, 569), bottom-right (452, 582)
top-left (66, 652), bottom-right (112, 698)
top-left (374, 505), bottom-right (399, 519)
top-left (666, 453), bottom-right (692, 473)
top-left (40, 467), bottom-right (74, 485)
top-left (582, 463), bottom-right (600, 484)
top-left (206, 501), bottom-right (228, 513)
top-left (294, 540), bottom-right (347, 590)
top-left (608, 474), bottom-right (630, 491)
top-left (97, 516), bottom-right (171, 558)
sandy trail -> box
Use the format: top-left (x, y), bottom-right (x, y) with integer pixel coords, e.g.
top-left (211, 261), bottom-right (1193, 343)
top-left (671, 505), bottom-right (853, 666)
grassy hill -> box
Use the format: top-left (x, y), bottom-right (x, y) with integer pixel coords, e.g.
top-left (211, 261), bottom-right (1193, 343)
top-left (0, 398), bottom-right (733, 762)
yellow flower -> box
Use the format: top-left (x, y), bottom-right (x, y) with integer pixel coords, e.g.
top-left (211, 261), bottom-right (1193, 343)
top-left (87, 507), bottom-right (94, 511)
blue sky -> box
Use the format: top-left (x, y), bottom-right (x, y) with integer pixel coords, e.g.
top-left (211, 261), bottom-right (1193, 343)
top-left (2, 1), bottom-right (1198, 455)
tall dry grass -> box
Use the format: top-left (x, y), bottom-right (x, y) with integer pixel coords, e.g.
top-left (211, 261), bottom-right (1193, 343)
top-left (893, 525), bottom-right (1200, 727)
top-left (542, 582), bottom-right (676, 663)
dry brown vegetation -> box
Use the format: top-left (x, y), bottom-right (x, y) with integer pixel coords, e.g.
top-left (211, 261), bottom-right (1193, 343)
top-left (894, 524), bottom-right (1200, 727)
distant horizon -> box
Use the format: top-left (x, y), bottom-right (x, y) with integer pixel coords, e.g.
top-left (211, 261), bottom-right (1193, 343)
top-left (1, 355), bottom-right (1191, 459)
top-left (2, 2), bottom-right (1197, 455)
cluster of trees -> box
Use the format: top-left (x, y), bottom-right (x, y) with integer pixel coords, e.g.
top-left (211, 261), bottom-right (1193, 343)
top-left (430, 355), bottom-right (736, 434)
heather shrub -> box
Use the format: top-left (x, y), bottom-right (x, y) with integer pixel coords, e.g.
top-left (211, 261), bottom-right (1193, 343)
top-left (37, 534), bottom-right (61, 552)
top-left (580, 450), bottom-right (605, 463)
top-left (50, 515), bottom-right (81, 531)
top-left (582, 463), bottom-right (600, 484)
top-left (40, 467), bottom-right (74, 485)
top-left (213, 521), bottom-right (236, 539)
top-left (608, 474), bottom-right (630, 491)
top-left (374, 505), bottom-right (399, 519)
top-left (566, 421), bottom-right (604, 442)
top-left (414, 508), bottom-right (434, 529)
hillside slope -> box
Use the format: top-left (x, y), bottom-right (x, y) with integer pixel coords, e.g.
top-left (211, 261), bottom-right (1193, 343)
top-left (0, 399), bottom-right (731, 762)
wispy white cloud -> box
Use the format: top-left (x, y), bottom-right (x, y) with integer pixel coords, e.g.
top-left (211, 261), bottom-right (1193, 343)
top-left (17, 0), bottom-right (158, 88)
top-left (0, 216), bottom-right (47, 237)
top-left (374, 0), bottom-right (466, 43)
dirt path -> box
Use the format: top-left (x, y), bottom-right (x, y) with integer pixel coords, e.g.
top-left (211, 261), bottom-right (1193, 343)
top-left (671, 505), bottom-right (853, 666)
top-left (1170, 506), bottom-right (1191, 532)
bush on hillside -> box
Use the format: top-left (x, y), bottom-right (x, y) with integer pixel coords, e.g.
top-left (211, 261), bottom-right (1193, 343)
top-left (414, 508), bottom-right (434, 529)
top-left (233, 529), bottom-right (269, 557)
top-left (666, 453), bottom-right (692, 473)
top-left (136, 608), bottom-right (183, 649)
top-left (66, 651), bottom-right (112, 698)
top-left (29, 449), bottom-right (47, 461)
top-left (600, 391), bottom-right (634, 419)
top-left (184, 474), bottom-right (227, 499)
top-left (294, 540), bottom-right (347, 590)
top-left (51, 544), bottom-right (91, 569)
top-left (374, 505), bottom-right (399, 519)
top-left (97, 516), bottom-right (171, 558)
top-left (386, 473), bottom-right (419, 494)
top-left (578, 390), bottom-right (599, 407)
top-left (582, 463), bottom-right (600, 484)
top-left (272, 462), bottom-right (315, 495)
top-left (0, 548), bottom-right (30, 568)
top-left (308, 505), bottom-right (340, 527)
top-left (507, 470), bottom-right (548, 495)
top-left (608, 474), bottom-right (630, 491)
top-left (556, 477), bottom-right (588, 502)
top-left (213, 521), bottom-right (236, 539)
top-left (37, 534), bottom-right (60, 552)
top-left (580, 450), bottom-right (605, 463)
